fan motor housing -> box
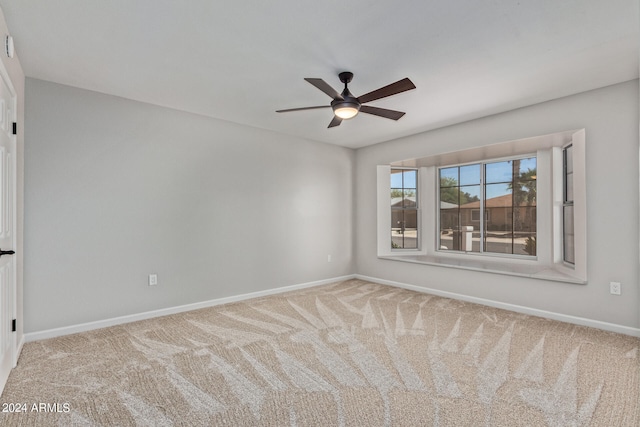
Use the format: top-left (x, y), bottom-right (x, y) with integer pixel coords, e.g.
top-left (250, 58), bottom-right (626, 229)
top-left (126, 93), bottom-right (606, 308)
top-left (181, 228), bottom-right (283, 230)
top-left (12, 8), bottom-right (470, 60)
top-left (331, 97), bottom-right (361, 119)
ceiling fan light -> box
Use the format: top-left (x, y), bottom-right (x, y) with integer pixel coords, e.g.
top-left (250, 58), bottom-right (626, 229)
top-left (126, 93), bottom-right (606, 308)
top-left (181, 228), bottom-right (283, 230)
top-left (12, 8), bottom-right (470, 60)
top-left (334, 106), bottom-right (359, 119)
top-left (332, 99), bottom-right (360, 120)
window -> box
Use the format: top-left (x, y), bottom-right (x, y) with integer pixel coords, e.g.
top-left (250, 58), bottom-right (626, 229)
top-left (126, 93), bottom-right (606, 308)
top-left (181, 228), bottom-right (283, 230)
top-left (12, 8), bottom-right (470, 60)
top-left (563, 144), bottom-right (574, 264)
top-left (471, 210), bottom-right (490, 222)
top-left (391, 168), bottom-right (418, 249)
top-left (376, 129), bottom-right (587, 284)
top-left (439, 163), bottom-right (481, 252)
top-left (438, 156), bottom-right (537, 257)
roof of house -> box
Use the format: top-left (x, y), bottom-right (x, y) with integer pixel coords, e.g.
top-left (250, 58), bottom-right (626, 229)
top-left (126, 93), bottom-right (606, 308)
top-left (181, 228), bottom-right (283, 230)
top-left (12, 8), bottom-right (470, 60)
top-left (441, 193), bottom-right (537, 209)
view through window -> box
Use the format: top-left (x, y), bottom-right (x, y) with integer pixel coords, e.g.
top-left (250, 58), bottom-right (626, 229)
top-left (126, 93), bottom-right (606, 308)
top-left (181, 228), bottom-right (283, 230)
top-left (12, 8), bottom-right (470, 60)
top-left (391, 169), bottom-right (418, 249)
top-left (439, 157), bottom-right (537, 256)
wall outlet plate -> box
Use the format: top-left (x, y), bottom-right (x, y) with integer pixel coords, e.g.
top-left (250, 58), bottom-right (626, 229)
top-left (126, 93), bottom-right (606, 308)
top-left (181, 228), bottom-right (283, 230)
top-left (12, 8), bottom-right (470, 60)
top-left (609, 281), bottom-right (621, 295)
top-left (149, 274), bottom-right (158, 286)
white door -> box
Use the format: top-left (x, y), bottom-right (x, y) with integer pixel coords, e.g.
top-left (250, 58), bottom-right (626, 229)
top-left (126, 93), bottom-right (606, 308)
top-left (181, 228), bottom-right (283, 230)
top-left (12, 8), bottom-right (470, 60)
top-left (0, 63), bottom-right (16, 393)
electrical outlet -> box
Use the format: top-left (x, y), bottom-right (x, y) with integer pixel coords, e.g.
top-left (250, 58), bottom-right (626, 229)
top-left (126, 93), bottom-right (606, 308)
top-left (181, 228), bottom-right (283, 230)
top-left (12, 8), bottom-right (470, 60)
top-left (609, 281), bottom-right (621, 295)
top-left (327, 254), bottom-right (332, 263)
top-left (149, 274), bottom-right (158, 286)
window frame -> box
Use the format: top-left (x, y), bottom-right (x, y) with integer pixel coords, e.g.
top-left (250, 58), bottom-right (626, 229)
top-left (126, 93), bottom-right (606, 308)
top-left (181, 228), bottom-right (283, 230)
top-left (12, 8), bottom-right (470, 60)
top-left (390, 168), bottom-right (419, 251)
top-left (562, 144), bottom-right (575, 265)
top-left (436, 154), bottom-right (538, 259)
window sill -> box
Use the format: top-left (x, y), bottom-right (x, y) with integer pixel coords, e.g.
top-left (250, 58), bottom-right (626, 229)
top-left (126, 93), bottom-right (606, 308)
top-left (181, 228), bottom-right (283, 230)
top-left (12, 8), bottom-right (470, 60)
top-left (379, 254), bottom-right (586, 284)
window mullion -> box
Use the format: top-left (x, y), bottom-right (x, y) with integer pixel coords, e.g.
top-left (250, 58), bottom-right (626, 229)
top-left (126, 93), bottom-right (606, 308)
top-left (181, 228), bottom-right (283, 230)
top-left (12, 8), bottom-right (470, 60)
top-left (480, 164), bottom-right (485, 253)
top-left (512, 163), bottom-right (516, 255)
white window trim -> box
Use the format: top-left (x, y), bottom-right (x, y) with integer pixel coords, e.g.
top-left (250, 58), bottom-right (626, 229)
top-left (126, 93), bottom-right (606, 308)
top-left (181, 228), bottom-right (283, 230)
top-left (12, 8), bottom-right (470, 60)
top-left (377, 129), bottom-right (587, 284)
top-left (553, 130), bottom-right (587, 279)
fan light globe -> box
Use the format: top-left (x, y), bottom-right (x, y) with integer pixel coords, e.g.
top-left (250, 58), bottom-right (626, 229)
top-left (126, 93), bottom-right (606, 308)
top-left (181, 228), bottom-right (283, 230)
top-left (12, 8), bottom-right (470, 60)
top-left (334, 106), bottom-right (359, 119)
top-left (332, 98), bottom-right (360, 119)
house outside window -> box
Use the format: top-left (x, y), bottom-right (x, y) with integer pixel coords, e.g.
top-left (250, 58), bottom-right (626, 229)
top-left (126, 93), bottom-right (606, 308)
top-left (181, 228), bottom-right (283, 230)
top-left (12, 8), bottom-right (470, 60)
top-left (391, 168), bottom-right (418, 249)
top-left (471, 210), bottom-right (489, 222)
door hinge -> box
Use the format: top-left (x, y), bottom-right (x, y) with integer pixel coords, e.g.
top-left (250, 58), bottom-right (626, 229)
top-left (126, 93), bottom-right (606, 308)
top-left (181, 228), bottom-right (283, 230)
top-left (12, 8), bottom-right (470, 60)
top-left (12, 122), bottom-right (16, 135)
top-left (11, 318), bottom-right (16, 332)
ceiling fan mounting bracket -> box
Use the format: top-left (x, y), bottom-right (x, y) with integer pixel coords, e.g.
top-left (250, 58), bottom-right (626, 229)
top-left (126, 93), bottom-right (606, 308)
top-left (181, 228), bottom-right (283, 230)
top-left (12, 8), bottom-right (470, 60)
top-left (338, 72), bottom-right (353, 84)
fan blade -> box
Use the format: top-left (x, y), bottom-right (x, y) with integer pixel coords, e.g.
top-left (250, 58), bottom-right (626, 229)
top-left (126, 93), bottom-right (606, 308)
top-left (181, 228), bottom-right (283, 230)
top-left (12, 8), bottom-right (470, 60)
top-left (305, 78), bottom-right (343, 100)
top-left (360, 105), bottom-right (406, 120)
top-left (276, 105), bottom-right (331, 113)
top-left (328, 116), bottom-right (342, 128)
top-left (358, 78), bottom-right (416, 104)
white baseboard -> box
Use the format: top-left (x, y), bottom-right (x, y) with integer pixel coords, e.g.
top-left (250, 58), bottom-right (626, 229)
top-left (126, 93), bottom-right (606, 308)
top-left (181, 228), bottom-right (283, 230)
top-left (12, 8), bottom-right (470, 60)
top-left (356, 274), bottom-right (640, 337)
top-left (25, 275), bottom-right (356, 343)
top-left (23, 273), bottom-right (640, 342)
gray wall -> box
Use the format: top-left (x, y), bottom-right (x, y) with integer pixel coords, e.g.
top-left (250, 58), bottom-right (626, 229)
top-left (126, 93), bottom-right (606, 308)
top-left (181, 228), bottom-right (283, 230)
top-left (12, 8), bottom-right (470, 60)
top-left (25, 78), bottom-right (355, 332)
top-left (24, 78), bottom-right (640, 333)
top-left (356, 80), bottom-right (640, 328)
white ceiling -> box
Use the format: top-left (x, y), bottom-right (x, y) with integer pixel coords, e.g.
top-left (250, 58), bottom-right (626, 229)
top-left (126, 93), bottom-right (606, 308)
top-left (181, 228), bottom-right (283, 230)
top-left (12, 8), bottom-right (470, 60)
top-left (0, 0), bottom-right (638, 149)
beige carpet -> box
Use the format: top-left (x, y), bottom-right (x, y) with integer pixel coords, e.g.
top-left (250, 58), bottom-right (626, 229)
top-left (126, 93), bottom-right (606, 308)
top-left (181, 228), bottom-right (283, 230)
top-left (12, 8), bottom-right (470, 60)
top-left (1, 279), bottom-right (638, 426)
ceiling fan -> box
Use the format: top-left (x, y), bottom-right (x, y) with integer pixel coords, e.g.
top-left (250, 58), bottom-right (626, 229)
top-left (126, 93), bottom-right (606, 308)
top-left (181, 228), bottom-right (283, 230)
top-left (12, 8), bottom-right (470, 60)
top-left (276, 72), bottom-right (416, 128)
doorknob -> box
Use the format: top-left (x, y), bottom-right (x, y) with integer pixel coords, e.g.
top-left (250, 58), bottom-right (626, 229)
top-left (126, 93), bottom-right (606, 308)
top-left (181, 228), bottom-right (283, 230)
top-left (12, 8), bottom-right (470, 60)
top-left (0, 248), bottom-right (14, 257)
